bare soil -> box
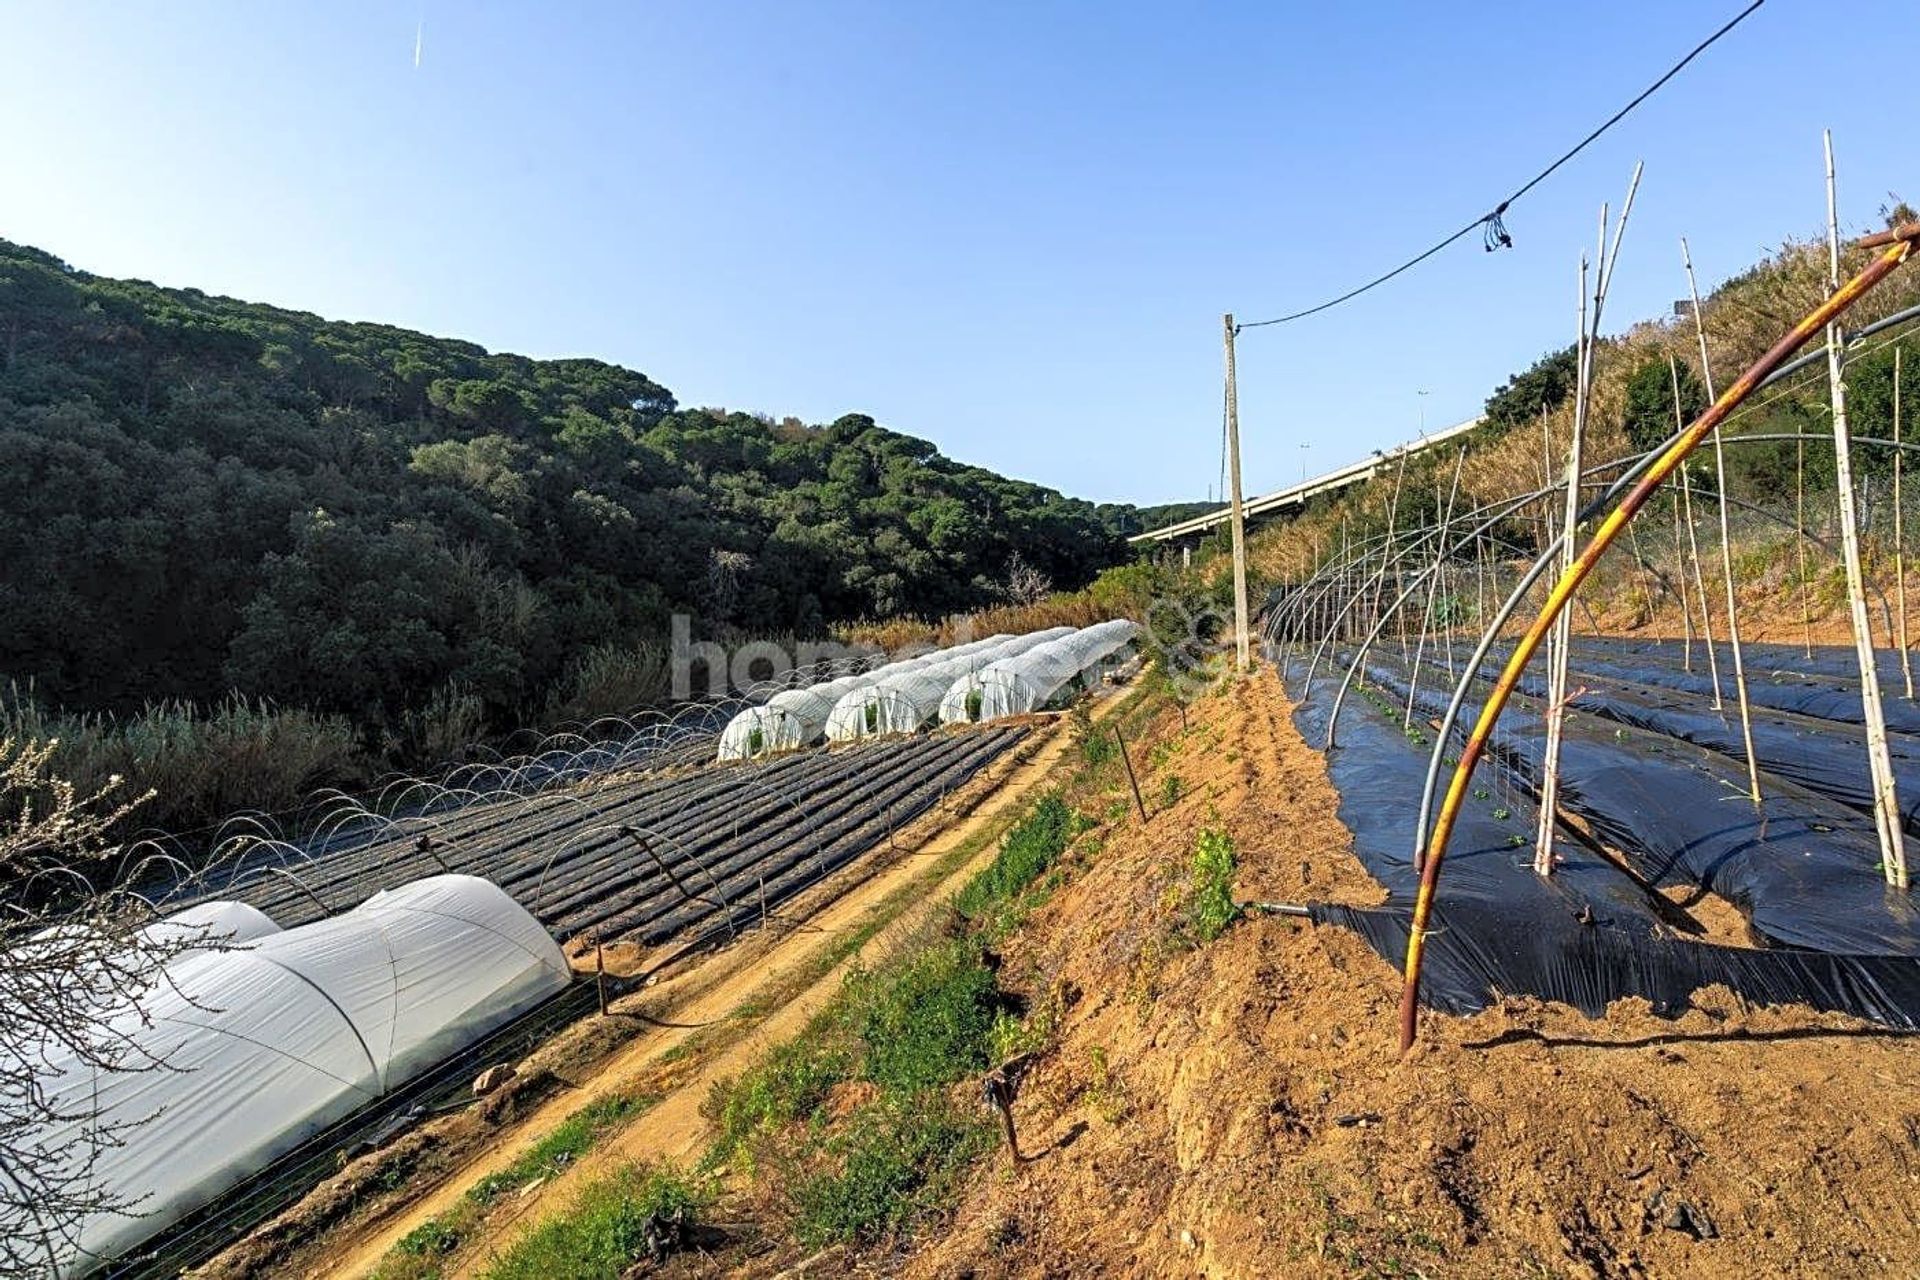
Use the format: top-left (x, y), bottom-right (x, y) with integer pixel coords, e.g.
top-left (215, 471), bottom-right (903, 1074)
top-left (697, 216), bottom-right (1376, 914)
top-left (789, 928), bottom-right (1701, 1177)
top-left (897, 667), bottom-right (1920, 1279)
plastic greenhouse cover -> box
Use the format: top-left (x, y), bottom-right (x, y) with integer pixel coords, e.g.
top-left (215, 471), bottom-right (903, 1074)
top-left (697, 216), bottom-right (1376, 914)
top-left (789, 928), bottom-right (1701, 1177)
top-left (135, 899), bottom-right (281, 957)
top-left (824, 628), bottom-right (1074, 742)
top-left (938, 619), bottom-right (1138, 724)
top-left (716, 633), bottom-right (1014, 760)
top-left (1292, 663), bottom-right (1920, 1027)
top-left (14, 875), bottom-right (567, 1277)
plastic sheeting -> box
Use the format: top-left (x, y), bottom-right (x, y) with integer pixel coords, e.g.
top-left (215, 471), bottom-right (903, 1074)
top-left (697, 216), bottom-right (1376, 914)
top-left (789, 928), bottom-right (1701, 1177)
top-left (15, 875), bottom-right (568, 1277)
top-left (1313, 901), bottom-right (1920, 1025)
top-left (1504, 660), bottom-right (1920, 835)
top-left (1294, 660), bottom-right (1920, 1028)
top-left (1360, 654), bottom-right (1920, 955)
top-left (715, 635), bottom-right (1013, 760)
top-left (135, 899), bottom-right (281, 957)
top-left (938, 620), bottom-right (1139, 724)
top-left (824, 628), bottom-right (1074, 742)
top-left (1547, 637), bottom-right (1920, 735)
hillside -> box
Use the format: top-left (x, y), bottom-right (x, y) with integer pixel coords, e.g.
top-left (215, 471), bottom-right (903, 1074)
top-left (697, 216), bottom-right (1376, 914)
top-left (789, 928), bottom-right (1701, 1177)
top-left (0, 239), bottom-right (1178, 762)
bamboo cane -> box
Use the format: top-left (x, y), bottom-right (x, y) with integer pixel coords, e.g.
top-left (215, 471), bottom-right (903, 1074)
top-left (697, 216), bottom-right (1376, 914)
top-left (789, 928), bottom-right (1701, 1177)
top-left (1537, 175), bottom-right (1639, 875)
top-left (1534, 250), bottom-right (1593, 876)
top-left (1398, 230), bottom-right (1920, 1053)
top-left (1798, 431), bottom-right (1814, 657)
top-left (1406, 451), bottom-right (1467, 728)
top-left (1672, 492), bottom-right (1696, 669)
top-left (1682, 237), bottom-right (1762, 803)
top-left (1897, 347), bottom-right (1913, 699)
top-left (1675, 361), bottom-right (1724, 708)
top-left (1822, 131), bottom-right (1907, 890)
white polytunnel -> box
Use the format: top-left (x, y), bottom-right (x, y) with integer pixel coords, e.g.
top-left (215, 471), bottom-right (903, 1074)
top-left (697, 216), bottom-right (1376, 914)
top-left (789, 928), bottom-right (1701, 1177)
top-left (715, 633), bottom-right (1014, 761)
top-left (136, 899), bottom-right (282, 957)
top-left (939, 619), bottom-right (1140, 725)
top-left (824, 627), bottom-right (1075, 743)
top-left (13, 875), bottom-right (568, 1278)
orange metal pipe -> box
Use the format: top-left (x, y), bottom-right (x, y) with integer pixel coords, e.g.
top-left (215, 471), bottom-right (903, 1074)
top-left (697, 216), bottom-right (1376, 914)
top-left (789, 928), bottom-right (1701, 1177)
top-left (1397, 232), bottom-right (1920, 1054)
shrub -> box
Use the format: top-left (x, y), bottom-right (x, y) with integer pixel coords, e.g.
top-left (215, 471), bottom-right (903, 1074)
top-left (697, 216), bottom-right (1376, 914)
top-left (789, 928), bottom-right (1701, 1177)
top-left (708, 1034), bottom-right (854, 1162)
top-left (544, 641), bottom-right (671, 726)
top-left (0, 684), bottom-right (364, 838)
top-left (472, 1094), bottom-right (645, 1203)
top-left (1077, 722), bottom-right (1117, 767)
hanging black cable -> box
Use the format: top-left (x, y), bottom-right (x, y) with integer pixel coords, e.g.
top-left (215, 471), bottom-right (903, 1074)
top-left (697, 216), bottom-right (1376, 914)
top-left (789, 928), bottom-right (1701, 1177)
top-left (1236, 0), bottom-right (1765, 333)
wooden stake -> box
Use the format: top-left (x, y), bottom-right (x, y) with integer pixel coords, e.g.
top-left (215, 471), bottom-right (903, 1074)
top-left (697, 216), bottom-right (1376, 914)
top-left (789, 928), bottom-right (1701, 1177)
top-left (1113, 725), bottom-right (1148, 822)
top-left (1476, 538), bottom-right (1488, 635)
top-left (1822, 129), bottom-right (1908, 890)
top-left (1223, 314), bottom-right (1251, 674)
top-left (1373, 455), bottom-right (1409, 671)
top-left (1682, 237), bottom-right (1762, 803)
top-left (595, 937), bottom-right (608, 1017)
top-left (1627, 517), bottom-right (1657, 626)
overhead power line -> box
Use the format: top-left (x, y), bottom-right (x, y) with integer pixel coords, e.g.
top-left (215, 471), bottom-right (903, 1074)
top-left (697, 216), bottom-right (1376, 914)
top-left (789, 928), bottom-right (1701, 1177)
top-left (1236, 0), bottom-right (1766, 333)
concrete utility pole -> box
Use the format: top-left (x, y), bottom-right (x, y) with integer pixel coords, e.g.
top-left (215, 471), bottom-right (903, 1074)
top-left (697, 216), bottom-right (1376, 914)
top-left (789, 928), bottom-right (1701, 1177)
top-left (1223, 313), bottom-right (1251, 672)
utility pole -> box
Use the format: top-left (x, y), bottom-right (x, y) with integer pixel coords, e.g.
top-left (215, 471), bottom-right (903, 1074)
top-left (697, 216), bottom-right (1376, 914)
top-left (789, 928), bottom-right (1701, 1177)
top-left (1224, 313), bottom-right (1251, 673)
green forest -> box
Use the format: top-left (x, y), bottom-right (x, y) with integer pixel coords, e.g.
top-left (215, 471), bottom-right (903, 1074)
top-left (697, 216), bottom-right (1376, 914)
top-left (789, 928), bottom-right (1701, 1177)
top-left (0, 238), bottom-right (1198, 772)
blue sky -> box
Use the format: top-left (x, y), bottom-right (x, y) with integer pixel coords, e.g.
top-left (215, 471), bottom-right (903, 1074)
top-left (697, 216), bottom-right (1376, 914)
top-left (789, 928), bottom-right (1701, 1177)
top-left (1, 2), bottom-right (1911, 505)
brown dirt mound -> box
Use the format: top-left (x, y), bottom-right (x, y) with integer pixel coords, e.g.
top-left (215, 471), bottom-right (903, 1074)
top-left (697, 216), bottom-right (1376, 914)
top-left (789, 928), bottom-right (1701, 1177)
top-left (904, 667), bottom-right (1920, 1279)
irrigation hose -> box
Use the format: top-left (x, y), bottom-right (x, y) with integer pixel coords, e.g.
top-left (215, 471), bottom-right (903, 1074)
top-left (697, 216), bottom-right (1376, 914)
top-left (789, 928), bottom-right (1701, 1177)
top-left (1398, 231), bottom-right (1920, 1055)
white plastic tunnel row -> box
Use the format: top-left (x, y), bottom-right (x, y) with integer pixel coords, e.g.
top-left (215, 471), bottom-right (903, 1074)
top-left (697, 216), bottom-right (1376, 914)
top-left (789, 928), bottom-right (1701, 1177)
top-left (7, 875), bottom-right (570, 1279)
top-left (715, 620), bottom-right (1138, 760)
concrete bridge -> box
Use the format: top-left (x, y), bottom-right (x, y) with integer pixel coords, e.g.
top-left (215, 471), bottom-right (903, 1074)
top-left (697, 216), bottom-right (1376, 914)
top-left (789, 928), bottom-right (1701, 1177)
top-left (1128, 416), bottom-right (1482, 546)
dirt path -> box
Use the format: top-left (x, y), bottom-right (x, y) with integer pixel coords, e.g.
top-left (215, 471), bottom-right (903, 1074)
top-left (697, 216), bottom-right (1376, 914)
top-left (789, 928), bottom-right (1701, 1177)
top-left (314, 702), bottom-right (1124, 1280)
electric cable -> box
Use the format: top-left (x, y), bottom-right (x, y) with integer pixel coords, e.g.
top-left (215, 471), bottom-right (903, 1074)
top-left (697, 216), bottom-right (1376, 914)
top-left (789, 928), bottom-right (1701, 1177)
top-left (1236, 1), bottom-right (1766, 332)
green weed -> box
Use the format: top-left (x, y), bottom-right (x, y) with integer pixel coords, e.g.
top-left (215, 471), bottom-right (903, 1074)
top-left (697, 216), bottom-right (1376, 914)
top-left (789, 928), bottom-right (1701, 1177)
top-left (479, 1163), bottom-right (706, 1280)
top-left (791, 1097), bottom-right (992, 1247)
top-left (846, 938), bottom-right (1000, 1093)
top-left (953, 792), bottom-right (1076, 933)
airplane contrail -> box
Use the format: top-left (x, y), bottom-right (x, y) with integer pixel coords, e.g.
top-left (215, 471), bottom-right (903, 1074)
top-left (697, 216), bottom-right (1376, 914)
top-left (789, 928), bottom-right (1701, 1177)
top-left (414, 19), bottom-right (423, 69)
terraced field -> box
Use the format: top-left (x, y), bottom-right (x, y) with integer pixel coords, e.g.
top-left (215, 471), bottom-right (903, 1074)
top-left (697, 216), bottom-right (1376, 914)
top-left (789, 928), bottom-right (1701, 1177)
top-left (170, 724), bottom-right (1029, 958)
